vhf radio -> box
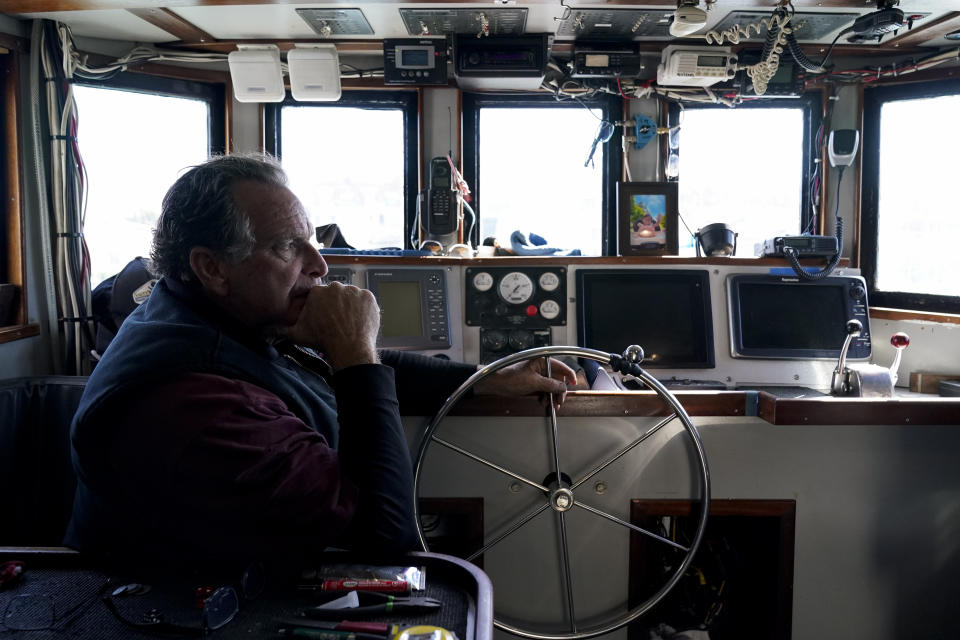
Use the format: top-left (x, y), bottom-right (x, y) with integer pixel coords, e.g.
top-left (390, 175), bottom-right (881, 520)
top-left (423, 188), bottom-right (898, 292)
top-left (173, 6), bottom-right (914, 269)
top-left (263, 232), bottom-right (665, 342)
top-left (761, 235), bottom-right (839, 258)
top-left (425, 157), bottom-right (457, 236)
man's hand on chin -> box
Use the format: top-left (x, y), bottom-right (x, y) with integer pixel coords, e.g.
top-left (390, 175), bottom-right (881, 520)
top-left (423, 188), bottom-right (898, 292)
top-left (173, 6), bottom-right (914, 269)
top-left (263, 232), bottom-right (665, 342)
top-left (277, 283), bottom-right (380, 370)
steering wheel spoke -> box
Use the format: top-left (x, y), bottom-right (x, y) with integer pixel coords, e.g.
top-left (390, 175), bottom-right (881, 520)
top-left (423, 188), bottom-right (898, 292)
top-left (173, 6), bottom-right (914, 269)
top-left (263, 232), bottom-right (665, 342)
top-left (570, 412), bottom-right (677, 491)
top-left (466, 501), bottom-right (551, 562)
top-left (431, 434), bottom-right (549, 493)
top-left (573, 500), bottom-right (689, 553)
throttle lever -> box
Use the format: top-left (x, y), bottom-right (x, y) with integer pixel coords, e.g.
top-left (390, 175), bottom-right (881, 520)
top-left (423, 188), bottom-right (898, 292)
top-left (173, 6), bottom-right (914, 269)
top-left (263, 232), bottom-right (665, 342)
top-left (830, 319), bottom-right (862, 395)
top-left (888, 332), bottom-right (910, 385)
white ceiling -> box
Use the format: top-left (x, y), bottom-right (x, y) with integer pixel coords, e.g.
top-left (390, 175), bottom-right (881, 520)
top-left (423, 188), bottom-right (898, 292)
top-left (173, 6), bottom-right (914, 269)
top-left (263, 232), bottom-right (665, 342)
top-left (9, 2), bottom-right (960, 48)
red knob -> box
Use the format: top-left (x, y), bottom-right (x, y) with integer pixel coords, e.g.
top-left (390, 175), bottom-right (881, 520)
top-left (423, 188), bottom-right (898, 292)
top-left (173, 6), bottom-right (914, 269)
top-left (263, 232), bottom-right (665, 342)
top-left (890, 332), bottom-right (910, 349)
top-left (525, 305), bottom-right (538, 317)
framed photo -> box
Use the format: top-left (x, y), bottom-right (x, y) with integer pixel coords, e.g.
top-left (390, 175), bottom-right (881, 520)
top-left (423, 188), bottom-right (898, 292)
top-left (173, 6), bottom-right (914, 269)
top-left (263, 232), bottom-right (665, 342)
top-left (617, 182), bottom-right (679, 256)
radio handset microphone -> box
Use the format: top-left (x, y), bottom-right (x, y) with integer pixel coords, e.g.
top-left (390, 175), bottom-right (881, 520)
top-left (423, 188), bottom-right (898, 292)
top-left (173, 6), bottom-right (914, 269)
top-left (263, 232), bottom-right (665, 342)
top-left (828, 129), bottom-right (860, 168)
top-left (425, 157), bottom-right (457, 237)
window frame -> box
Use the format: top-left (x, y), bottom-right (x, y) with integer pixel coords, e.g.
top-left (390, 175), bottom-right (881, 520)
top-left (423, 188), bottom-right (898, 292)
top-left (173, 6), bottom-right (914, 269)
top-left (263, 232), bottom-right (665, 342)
top-left (75, 70), bottom-right (227, 156)
top-left (861, 77), bottom-right (960, 314)
top-left (264, 90), bottom-right (420, 249)
top-left (667, 92), bottom-right (823, 242)
top-left (462, 92), bottom-right (623, 255)
top-left (0, 45), bottom-right (38, 342)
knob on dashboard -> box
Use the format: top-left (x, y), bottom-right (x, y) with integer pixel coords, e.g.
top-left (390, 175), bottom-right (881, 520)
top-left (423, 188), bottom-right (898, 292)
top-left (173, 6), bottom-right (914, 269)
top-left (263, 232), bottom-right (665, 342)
top-left (890, 332), bottom-right (910, 349)
top-left (845, 319), bottom-right (863, 336)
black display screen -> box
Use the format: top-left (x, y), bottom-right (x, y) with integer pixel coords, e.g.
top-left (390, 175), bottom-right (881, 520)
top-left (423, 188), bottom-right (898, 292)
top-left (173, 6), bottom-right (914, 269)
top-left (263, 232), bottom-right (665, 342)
top-left (737, 283), bottom-right (847, 350)
top-left (728, 275), bottom-right (870, 359)
top-left (399, 48), bottom-right (429, 67)
top-left (378, 281), bottom-right (423, 338)
top-left (576, 270), bottom-right (715, 368)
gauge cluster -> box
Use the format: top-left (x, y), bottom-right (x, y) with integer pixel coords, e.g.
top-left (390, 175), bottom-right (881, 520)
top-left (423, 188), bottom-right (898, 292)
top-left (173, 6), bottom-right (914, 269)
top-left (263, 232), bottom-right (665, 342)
top-left (465, 266), bottom-right (566, 362)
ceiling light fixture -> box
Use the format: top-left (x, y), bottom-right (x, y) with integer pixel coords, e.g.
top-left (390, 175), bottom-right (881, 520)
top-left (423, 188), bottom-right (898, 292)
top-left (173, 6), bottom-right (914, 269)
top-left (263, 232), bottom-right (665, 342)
top-left (670, 0), bottom-right (708, 38)
top-left (227, 45), bottom-right (285, 103)
top-left (287, 44), bottom-right (341, 102)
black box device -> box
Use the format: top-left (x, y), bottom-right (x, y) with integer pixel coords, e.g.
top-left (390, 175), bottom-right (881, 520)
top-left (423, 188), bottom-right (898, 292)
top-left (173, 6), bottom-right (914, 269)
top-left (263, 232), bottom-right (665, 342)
top-left (728, 274), bottom-right (871, 360)
top-left (366, 268), bottom-right (451, 350)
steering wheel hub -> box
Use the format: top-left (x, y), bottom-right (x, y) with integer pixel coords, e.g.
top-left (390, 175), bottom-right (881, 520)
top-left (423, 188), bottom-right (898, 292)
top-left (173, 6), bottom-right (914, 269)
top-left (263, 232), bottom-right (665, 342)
top-left (551, 487), bottom-right (575, 512)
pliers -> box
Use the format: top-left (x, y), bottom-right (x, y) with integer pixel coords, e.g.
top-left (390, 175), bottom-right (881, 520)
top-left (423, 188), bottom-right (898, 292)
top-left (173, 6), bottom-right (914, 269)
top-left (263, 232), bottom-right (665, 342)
top-left (306, 592), bottom-right (442, 619)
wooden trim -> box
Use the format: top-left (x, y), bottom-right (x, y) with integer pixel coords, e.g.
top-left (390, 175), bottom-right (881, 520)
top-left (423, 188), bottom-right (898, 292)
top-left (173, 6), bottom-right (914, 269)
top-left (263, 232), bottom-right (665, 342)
top-left (870, 306), bottom-right (960, 325)
top-left (0, 0), bottom-right (921, 10)
top-left (884, 12), bottom-right (960, 50)
top-left (818, 92), bottom-right (828, 235)
top-left (851, 83), bottom-right (864, 268)
top-left (224, 73), bottom-right (234, 153)
top-left (3, 49), bottom-right (27, 328)
top-left (0, 32), bottom-right (28, 53)
top-left (127, 7), bottom-right (216, 43)
top-left (427, 390), bottom-right (960, 426)
top-left (450, 391), bottom-right (751, 418)
top-left (0, 323), bottom-right (40, 343)
top-left (167, 39), bottom-right (388, 55)
top-left (257, 102), bottom-right (265, 153)
top-left (760, 395), bottom-right (960, 425)
top-left (417, 87), bottom-right (425, 246)
top-left (323, 254), bottom-right (854, 267)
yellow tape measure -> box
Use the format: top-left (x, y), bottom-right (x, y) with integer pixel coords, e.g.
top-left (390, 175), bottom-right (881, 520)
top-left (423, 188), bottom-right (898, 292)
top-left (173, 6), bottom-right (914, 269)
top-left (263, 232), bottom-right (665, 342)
top-left (393, 625), bottom-right (458, 640)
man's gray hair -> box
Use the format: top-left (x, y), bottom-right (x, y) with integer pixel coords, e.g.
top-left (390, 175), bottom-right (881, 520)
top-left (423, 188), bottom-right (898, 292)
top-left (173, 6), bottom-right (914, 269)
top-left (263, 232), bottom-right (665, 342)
top-left (151, 153), bottom-right (289, 282)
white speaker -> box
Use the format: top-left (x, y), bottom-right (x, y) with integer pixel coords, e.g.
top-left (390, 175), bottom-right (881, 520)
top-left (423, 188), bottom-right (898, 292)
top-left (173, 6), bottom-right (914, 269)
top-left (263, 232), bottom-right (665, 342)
top-left (287, 44), bottom-right (341, 102)
top-left (227, 45), bottom-right (285, 103)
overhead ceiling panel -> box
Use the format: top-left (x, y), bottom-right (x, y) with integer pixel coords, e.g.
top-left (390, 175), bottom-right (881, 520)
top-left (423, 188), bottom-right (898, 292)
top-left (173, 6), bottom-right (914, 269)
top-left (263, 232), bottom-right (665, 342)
top-left (399, 8), bottom-right (528, 37)
top-left (555, 9), bottom-right (675, 39)
top-left (171, 5), bottom-right (319, 40)
top-left (296, 9), bottom-right (374, 36)
top-left (14, 10), bottom-right (175, 43)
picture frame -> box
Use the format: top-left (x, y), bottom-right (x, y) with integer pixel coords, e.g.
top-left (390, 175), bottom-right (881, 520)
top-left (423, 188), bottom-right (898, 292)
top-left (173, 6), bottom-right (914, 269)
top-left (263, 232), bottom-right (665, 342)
top-left (617, 182), bottom-right (679, 256)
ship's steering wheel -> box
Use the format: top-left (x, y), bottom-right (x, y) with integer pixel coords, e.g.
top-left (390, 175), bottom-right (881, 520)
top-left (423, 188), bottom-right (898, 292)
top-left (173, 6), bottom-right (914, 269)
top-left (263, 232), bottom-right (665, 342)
top-left (414, 346), bottom-right (711, 640)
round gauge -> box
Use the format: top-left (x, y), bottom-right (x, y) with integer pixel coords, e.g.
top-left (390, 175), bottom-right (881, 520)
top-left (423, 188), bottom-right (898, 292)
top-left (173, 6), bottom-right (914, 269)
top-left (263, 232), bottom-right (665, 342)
top-left (472, 271), bottom-right (494, 292)
top-left (538, 271), bottom-right (561, 292)
top-left (498, 272), bottom-right (535, 304)
top-left (508, 330), bottom-right (534, 351)
top-left (539, 299), bottom-right (561, 320)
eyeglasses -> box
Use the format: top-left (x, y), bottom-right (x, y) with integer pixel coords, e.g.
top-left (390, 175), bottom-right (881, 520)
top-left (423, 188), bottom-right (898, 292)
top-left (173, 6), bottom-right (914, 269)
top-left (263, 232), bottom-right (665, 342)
top-left (101, 584), bottom-right (239, 636)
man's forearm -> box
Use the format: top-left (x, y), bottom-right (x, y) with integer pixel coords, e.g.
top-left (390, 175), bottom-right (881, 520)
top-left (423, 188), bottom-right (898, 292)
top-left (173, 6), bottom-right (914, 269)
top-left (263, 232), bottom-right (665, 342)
top-left (331, 363), bottom-right (417, 552)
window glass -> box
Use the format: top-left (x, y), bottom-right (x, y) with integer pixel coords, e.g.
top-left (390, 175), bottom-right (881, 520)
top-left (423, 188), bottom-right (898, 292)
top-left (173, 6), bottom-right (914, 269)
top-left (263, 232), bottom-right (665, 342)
top-left (280, 105), bottom-right (405, 250)
top-left (74, 85), bottom-right (209, 285)
top-left (478, 107), bottom-right (604, 256)
top-left (676, 107), bottom-right (804, 257)
top-left (877, 94), bottom-right (960, 297)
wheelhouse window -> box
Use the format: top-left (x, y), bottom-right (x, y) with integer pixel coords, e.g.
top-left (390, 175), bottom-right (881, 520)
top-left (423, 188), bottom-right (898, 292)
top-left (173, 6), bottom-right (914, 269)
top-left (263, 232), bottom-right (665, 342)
top-left (862, 79), bottom-right (960, 313)
top-left (672, 98), bottom-right (818, 257)
top-left (265, 91), bottom-right (418, 250)
top-left (74, 73), bottom-right (224, 285)
top-left (463, 93), bottom-right (622, 256)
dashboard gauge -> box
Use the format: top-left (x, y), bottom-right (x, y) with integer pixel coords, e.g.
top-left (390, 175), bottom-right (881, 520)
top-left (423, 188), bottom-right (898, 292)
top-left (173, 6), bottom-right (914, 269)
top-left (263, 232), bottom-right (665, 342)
top-left (498, 272), bottom-right (535, 304)
top-left (472, 271), bottom-right (494, 292)
top-left (538, 271), bottom-right (561, 292)
top-left (539, 299), bottom-right (561, 320)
